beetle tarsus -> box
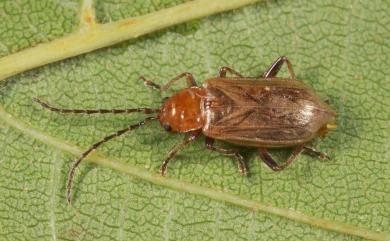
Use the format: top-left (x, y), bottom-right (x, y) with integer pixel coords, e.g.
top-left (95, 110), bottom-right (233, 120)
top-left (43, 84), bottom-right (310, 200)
top-left (303, 146), bottom-right (331, 160)
top-left (237, 158), bottom-right (247, 176)
top-left (141, 76), bottom-right (162, 90)
top-left (233, 153), bottom-right (247, 176)
top-left (160, 163), bottom-right (168, 176)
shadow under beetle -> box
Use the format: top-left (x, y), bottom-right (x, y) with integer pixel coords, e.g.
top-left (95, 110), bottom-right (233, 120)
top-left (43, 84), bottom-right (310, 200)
top-left (34, 56), bottom-right (337, 203)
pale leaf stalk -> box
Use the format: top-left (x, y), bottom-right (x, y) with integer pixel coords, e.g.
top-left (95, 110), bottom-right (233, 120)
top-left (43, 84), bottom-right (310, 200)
top-left (0, 0), bottom-right (261, 82)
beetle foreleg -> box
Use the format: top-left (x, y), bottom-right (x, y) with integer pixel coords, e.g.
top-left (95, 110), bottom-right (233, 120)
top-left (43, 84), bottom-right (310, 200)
top-left (205, 137), bottom-right (247, 175)
top-left (258, 144), bottom-right (304, 171)
top-left (262, 56), bottom-right (296, 79)
top-left (219, 67), bottom-right (244, 78)
top-left (141, 72), bottom-right (197, 92)
top-left (160, 131), bottom-right (201, 176)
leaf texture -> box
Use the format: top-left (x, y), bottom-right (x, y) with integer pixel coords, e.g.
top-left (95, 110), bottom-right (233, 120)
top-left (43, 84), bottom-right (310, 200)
top-left (0, 0), bottom-right (389, 240)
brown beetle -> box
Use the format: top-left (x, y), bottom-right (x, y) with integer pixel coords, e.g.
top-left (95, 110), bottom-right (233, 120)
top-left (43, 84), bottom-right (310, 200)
top-left (34, 56), bottom-right (336, 203)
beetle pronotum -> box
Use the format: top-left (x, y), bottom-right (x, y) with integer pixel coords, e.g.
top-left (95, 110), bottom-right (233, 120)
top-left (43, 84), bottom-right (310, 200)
top-left (34, 56), bottom-right (336, 203)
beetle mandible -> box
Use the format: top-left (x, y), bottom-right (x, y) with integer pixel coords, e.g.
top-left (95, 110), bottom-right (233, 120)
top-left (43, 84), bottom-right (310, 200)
top-left (34, 56), bottom-right (336, 203)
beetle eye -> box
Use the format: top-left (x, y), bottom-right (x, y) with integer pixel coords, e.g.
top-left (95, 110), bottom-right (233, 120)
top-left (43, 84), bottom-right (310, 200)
top-left (163, 123), bottom-right (172, 132)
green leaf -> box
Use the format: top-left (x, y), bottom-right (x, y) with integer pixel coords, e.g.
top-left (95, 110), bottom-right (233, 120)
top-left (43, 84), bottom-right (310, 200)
top-left (0, 0), bottom-right (389, 241)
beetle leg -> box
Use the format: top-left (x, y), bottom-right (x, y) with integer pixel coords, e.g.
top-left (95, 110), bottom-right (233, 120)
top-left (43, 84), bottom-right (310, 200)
top-left (141, 72), bottom-right (197, 92)
top-left (162, 72), bottom-right (197, 90)
top-left (303, 146), bottom-right (330, 160)
top-left (160, 131), bottom-right (201, 176)
top-left (205, 137), bottom-right (247, 175)
top-left (219, 67), bottom-right (244, 78)
top-left (258, 144), bottom-right (304, 171)
top-left (262, 56), bottom-right (296, 79)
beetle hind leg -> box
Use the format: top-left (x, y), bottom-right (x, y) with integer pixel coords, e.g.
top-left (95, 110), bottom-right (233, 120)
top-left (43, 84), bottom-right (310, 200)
top-left (262, 56), bottom-right (296, 79)
top-left (258, 144), bottom-right (304, 171)
top-left (303, 146), bottom-right (330, 160)
top-left (205, 138), bottom-right (247, 175)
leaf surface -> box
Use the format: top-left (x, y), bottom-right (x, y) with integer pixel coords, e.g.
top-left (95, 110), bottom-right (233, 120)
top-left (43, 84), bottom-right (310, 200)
top-left (0, 0), bottom-right (389, 240)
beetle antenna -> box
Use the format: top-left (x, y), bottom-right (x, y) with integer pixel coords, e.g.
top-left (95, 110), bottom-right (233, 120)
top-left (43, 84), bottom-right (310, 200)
top-left (33, 97), bottom-right (159, 114)
top-left (66, 116), bottom-right (158, 204)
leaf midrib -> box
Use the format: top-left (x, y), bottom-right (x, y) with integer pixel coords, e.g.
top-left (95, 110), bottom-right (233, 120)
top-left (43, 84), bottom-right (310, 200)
top-left (0, 104), bottom-right (388, 241)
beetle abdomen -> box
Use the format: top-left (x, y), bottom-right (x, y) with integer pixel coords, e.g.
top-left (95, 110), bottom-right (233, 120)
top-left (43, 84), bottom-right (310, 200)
top-left (202, 77), bottom-right (335, 148)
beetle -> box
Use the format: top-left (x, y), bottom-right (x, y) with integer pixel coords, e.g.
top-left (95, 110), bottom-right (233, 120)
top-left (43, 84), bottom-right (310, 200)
top-left (34, 56), bottom-right (336, 203)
